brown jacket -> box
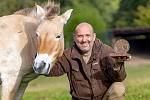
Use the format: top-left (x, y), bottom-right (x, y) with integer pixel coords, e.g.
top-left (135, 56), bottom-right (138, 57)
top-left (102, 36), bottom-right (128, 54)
top-left (49, 38), bottom-right (126, 99)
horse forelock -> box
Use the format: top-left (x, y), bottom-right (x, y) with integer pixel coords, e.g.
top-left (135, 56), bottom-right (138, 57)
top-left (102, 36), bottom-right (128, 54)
top-left (43, 2), bottom-right (60, 19)
top-left (14, 2), bottom-right (60, 20)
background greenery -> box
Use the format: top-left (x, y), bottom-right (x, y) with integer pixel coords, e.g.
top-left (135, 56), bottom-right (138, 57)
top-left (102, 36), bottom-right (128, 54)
top-left (1, 0), bottom-right (150, 46)
top-left (0, 0), bottom-right (150, 47)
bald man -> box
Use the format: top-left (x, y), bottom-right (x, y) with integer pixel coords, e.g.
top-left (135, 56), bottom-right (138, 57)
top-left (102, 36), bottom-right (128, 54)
top-left (46, 22), bottom-right (127, 100)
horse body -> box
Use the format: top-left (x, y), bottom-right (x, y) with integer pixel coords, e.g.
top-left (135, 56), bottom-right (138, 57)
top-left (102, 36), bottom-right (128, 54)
top-left (0, 14), bottom-right (39, 100)
top-left (0, 15), bottom-right (38, 72)
top-left (0, 3), bottom-right (73, 100)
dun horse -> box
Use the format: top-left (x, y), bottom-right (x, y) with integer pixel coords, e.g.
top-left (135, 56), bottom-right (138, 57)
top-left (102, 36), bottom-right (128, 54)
top-left (0, 3), bottom-right (73, 100)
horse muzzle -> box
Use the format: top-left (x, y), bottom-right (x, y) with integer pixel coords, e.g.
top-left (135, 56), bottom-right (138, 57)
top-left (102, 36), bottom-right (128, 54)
top-left (33, 61), bottom-right (51, 75)
top-left (33, 54), bottom-right (52, 75)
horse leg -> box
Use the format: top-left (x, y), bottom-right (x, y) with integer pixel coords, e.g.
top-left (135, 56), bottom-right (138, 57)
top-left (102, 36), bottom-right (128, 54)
top-left (14, 71), bottom-right (39, 100)
top-left (14, 82), bottom-right (28, 100)
top-left (1, 73), bottom-right (22, 100)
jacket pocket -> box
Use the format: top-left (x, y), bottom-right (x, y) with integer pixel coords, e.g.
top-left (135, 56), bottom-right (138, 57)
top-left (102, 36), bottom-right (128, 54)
top-left (72, 67), bottom-right (83, 81)
top-left (92, 63), bottom-right (109, 81)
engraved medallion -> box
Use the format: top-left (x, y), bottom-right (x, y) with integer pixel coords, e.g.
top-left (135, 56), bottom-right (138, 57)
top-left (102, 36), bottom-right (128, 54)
top-left (110, 39), bottom-right (131, 59)
top-left (114, 39), bottom-right (130, 53)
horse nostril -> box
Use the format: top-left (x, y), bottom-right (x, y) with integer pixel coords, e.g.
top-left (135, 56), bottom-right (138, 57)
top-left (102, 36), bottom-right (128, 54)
top-left (35, 54), bottom-right (37, 58)
top-left (41, 61), bottom-right (46, 67)
top-left (33, 61), bottom-right (46, 72)
top-left (33, 60), bottom-right (51, 74)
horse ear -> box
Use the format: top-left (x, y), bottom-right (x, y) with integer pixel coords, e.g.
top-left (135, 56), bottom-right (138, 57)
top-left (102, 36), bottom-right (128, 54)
top-left (36, 5), bottom-right (46, 20)
top-left (61, 9), bottom-right (73, 24)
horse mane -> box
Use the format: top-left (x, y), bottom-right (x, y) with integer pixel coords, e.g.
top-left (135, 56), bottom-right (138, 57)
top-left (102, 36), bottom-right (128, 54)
top-left (14, 8), bottom-right (33, 16)
top-left (14, 2), bottom-right (60, 19)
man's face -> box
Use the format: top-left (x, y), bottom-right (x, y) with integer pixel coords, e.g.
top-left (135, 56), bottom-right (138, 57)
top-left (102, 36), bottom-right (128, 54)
top-left (74, 26), bottom-right (96, 53)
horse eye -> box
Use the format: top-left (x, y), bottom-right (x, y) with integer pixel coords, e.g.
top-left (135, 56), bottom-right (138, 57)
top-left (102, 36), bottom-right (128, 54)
top-left (36, 32), bottom-right (40, 37)
top-left (36, 33), bottom-right (39, 37)
top-left (56, 35), bottom-right (61, 38)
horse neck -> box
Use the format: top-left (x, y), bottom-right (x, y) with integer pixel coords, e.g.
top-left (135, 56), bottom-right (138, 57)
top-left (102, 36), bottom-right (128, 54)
top-left (20, 16), bottom-right (39, 70)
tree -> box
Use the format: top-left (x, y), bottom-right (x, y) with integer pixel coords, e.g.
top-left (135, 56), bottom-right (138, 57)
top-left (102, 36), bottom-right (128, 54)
top-left (0, 0), bottom-right (34, 16)
top-left (0, 0), bottom-right (119, 47)
top-left (62, 1), bottom-right (107, 47)
top-left (113, 0), bottom-right (148, 28)
top-left (88, 0), bottom-right (120, 26)
top-left (134, 1), bottom-right (150, 27)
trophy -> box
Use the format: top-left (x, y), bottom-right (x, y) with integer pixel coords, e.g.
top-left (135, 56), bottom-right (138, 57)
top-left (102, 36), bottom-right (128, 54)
top-left (110, 39), bottom-right (131, 61)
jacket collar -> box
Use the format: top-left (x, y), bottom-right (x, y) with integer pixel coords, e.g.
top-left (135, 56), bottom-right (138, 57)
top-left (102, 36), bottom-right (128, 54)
top-left (70, 42), bottom-right (82, 60)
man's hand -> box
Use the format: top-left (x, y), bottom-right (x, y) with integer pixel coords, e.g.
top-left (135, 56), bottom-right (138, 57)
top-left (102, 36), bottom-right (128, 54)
top-left (109, 52), bottom-right (131, 70)
top-left (109, 52), bottom-right (131, 63)
top-left (110, 39), bottom-right (131, 70)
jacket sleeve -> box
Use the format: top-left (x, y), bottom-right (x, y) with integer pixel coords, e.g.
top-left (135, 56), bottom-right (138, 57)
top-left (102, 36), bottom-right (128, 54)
top-left (101, 44), bottom-right (126, 82)
top-left (47, 53), bottom-right (70, 77)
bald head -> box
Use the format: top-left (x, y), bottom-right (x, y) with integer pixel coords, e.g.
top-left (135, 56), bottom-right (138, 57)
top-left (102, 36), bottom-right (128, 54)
top-left (73, 22), bottom-right (96, 54)
top-left (75, 22), bottom-right (94, 34)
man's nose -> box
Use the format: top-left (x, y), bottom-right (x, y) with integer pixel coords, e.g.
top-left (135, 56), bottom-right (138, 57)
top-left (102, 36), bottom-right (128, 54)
top-left (82, 36), bottom-right (87, 42)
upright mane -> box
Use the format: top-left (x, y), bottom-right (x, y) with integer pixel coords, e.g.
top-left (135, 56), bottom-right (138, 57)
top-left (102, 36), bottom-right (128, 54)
top-left (14, 8), bottom-right (33, 16)
top-left (14, 2), bottom-right (60, 19)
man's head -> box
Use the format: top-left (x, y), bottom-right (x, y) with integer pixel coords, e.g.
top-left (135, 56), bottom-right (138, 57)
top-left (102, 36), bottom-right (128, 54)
top-left (74, 22), bottom-right (96, 54)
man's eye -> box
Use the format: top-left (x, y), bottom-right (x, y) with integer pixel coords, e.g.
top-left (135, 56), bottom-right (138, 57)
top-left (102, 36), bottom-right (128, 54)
top-left (77, 35), bottom-right (82, 38)
top-left (86, 34), bottom-right (91, 37)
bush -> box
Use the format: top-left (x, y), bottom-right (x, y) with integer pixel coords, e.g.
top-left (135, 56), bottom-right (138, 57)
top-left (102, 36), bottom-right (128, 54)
top-left (62, 1), bottom-right (107, 47)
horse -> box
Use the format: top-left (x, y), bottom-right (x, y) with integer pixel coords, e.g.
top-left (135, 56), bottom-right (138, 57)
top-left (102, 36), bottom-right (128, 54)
top-left (0, 2), bottom-right (73, 100)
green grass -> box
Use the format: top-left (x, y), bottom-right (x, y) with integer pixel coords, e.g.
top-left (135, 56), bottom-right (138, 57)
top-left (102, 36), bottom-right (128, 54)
top-left (22, 64), bottom-right (150, 100)
top-left (23, 75), bottom-right (71, 100)
top-left (23, 89), bottom-right (70, 100)
top-left (125, 64), bottom-right (150, 100)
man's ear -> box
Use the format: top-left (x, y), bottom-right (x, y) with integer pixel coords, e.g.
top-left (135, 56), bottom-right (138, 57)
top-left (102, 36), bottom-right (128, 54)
top-left (60, 9), bottom-right (73, 24)
top-left (36, 5), bottom-right (46, 20)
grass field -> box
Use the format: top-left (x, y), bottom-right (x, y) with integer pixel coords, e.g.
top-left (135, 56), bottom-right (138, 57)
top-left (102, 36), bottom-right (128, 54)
top-left (22, 63), bottom-right (150, 100)
top-left (125, 64), bottom-right (150, 100)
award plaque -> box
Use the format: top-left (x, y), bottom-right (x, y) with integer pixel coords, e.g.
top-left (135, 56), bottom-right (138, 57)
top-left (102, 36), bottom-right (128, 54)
top-left (110, 39), bottom-right (131, 60)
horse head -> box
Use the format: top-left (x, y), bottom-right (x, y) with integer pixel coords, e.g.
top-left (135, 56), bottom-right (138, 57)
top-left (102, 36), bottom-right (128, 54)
top-left (33, 4), bottom-right (73, 74)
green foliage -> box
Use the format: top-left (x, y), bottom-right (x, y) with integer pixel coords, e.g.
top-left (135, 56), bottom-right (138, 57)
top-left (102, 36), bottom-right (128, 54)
top-left (60, 0), bottom-right (120, 25)
top-left (63, 1), bottom-right (107, 47)
top-left (0, 0), bottom-right (121, 47)
top-left (88, 0), bottom-right (120, 25)
top-left (113, 0), bottom-right (148, 28)
top-left (134, 1), bottom-right (150, 27)
top-left (0, 0), bottom-right (34, 16)
top-left (57, 0), bottom-right (121, 47)
top-left (0, 0), bottom-right (117, 47)
top-left (64, 1), bottom-right (106, 32)
top-left (0, 0), bottom-right (20, 16)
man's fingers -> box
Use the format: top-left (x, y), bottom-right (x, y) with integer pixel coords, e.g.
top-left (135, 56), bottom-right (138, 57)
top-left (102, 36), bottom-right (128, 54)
top-left (113, 56), bottom-right (132, 62)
